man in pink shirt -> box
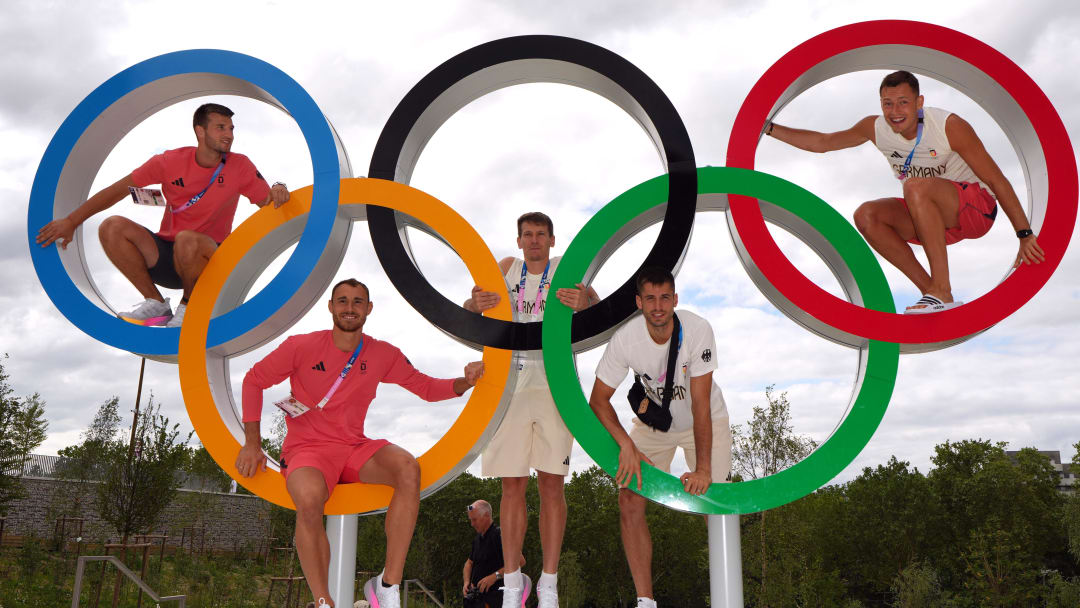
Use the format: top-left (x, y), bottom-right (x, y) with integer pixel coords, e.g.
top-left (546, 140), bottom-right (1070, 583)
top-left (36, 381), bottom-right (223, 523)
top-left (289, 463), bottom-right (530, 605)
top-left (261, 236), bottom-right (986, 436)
top-left (36, 103), bottom-right (291, 327)
top-left (236, 278), bottom-right (484, 608)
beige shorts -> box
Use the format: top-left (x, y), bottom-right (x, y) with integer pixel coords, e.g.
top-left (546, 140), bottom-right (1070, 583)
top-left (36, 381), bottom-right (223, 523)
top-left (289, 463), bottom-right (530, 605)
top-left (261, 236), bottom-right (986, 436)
top-left (629, 417), bottom-right (732, 483)
top-left (481, 385), bottom-right (573, 477)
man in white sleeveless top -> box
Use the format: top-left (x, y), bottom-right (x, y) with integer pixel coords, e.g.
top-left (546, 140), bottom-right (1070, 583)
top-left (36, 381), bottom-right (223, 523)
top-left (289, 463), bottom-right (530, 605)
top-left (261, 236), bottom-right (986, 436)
top-left (766, 70), bottom-right (1043, 314)
top-left (464, 212), bottom-right (598, 608)
top-left (588, 266), bottom-right (731, 608)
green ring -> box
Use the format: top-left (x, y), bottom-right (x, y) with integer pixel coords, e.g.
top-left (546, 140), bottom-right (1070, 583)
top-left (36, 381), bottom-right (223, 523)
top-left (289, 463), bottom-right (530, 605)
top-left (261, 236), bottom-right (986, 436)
top-left (543, 166), bottom-right (899, 514)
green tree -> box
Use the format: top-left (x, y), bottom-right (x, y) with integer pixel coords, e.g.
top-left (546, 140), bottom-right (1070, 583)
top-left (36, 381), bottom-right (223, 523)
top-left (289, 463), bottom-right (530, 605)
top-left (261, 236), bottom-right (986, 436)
top-left (53, 396), bottom-right (121, 519)
top-left (186, 443), bottom-right (231, 493)
top-left (12, 392), bottom-right (48, 470)
top-left (731, 385), bottom-right (816, 603)
top-left (96, 396), bottom-right (192, 542)
top-left (0, 354), bottom-right (27, 515)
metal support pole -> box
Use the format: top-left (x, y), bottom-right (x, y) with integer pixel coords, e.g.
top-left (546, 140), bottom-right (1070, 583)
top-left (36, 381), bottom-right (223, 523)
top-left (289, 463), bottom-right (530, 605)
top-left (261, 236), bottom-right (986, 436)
top-left (707, 514), bottom-right (743, 607)
top-left (327, 514), bottom-right (358, 607)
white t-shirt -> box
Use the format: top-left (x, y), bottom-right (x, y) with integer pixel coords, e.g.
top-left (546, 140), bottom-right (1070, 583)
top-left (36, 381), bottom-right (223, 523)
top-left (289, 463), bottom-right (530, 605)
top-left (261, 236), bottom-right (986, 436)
top-left (873, 106), bottom-right (993, 196)
top-left (504, 256), bottom-right (560, 389)
top-left (594, 309), bottom-right (728, 433)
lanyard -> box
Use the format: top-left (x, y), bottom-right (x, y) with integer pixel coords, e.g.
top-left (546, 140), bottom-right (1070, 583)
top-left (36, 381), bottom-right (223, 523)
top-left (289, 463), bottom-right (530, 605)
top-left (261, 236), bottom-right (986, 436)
top-left (316, 339), bottom-right (364, 409)
top-left (656, 323), bottom-right (683, 384)
top-left (171, 154), bottom-right (227, 214)
top-left (516, 261), bottom-right (550, 315)
top-left (896, 109), bottom-right (924, 180)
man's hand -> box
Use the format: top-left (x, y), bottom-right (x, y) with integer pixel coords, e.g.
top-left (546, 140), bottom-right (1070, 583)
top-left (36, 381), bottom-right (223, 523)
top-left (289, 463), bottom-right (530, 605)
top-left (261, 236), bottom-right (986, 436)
top-left (36, 217), bottom-right (76, 249)
top-left (462, 582), bottom-right (471, 597)
top-left (615, 439), bottom-right (653, 491)
top-left (1015, 235), bottom-right (1045, 268)
top-left (477, 573), bottom-right (498, 592)
top-left (467, 285), bottom-right (501, 313)
top-left (464, 361), bottom-right (484, 386)
top-left (235, 442), bottom-right (267, 478)
top-left (267, 183), bottom-right (290, 209)
top-left (680, 470), bottom-right (711, 496)
top-left (555, 283), bottom-right (593, 311)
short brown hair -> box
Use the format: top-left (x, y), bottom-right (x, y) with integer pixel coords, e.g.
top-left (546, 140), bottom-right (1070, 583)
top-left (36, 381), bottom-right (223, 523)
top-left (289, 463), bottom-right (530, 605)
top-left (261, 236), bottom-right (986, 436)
top-left (330, 278), bottom-right (369, 300)
top-left (635, 265), bottom-right (675, 295)
top-left (517, 212), bottom-right (554, 236)
top-left (193, 103), bottom-right (234, 130)
top-left (879, 71), bottom-right (920, 96)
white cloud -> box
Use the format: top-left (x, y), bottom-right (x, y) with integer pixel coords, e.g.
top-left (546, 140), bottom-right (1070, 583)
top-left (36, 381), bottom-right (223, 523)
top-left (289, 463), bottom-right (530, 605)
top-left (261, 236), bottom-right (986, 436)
top-left (3, 1), bottom-right (1079, 506)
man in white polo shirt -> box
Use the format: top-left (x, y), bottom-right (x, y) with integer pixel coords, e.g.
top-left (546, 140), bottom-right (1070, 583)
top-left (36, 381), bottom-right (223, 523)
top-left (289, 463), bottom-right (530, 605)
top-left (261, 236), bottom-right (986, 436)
top-left (588, 266), bottom-right (731, 608)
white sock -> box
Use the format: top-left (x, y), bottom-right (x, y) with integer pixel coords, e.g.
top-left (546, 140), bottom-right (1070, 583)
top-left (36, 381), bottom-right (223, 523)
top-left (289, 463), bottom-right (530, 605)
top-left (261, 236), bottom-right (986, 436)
top-left (504, 568), bottom-right (523, 589)
top-left (637, 598), bottom-right (657, 608)
top-left (539, 571), bottom-right (557, 588)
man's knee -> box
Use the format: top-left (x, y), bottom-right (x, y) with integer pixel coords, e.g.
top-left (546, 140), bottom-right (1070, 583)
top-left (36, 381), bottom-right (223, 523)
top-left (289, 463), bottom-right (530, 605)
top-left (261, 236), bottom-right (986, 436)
top-left (292, 491), bottom-right (328, 520)
top-left (502, 476), bottom-right (528, 498)
top-left (618, 489), bottom-right (646, 518)
top-left (853, 202), bottom-right (877, 235)
top-left (99, 216), bottom-right (138, 247)
top-left (536, 472), bottom-right (565, 500)
top-left (391, 454), bottom-right (421, 492)
top-left (902, 177), bottom-right (934, 204)
top-left (172, 230), bottom-right (215, 264)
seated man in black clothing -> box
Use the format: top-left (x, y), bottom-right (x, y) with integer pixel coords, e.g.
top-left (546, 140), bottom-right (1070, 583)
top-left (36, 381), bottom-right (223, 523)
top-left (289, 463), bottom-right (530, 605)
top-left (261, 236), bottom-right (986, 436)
top-left (462, 500), bottom-right (525, 608)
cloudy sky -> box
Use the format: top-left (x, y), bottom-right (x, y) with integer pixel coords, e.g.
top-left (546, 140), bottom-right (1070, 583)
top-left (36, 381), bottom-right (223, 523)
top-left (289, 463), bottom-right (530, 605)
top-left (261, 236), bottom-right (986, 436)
top-left (3, 1), bottom-right (1079, 499)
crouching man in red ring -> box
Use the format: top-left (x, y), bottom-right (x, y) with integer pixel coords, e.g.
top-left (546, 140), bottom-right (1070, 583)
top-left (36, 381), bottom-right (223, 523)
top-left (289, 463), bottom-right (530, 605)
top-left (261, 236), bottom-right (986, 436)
top-left (236, 278), bottom-right (484, 608)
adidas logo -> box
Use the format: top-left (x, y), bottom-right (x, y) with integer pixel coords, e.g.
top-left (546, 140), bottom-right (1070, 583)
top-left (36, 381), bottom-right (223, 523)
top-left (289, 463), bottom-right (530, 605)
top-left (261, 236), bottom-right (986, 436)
top-left (171, 178), bottom-right (185, 187)
top-left (890, 151), bottom-right (903, 158)
top-left (563, 456), bottom-right (570, 466)
top-left (311, 361), bottom-right (326, 371)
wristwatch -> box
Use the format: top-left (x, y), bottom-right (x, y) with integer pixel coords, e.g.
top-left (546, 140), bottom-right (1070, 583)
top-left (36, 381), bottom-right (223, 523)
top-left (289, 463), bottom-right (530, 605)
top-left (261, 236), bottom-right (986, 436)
top-left (1016, 228), bottom-right (1034, 239)
top-left (496, 572), bottom-right (503, 579)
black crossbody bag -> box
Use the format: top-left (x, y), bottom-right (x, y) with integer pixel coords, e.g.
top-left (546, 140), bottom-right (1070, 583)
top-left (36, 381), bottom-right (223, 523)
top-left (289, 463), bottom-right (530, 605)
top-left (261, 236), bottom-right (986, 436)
top-left (626, 313), bottom-right (680, 432)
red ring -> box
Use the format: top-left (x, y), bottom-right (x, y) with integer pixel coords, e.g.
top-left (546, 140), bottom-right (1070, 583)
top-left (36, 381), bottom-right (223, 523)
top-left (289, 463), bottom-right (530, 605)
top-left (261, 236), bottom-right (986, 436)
top-left (726, 20), bottom-right (1076, 344)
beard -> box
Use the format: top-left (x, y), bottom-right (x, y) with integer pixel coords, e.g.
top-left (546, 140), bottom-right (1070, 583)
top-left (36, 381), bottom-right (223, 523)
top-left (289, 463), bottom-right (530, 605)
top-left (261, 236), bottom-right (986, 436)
top-left (333, 316), bottom-right (362, 332)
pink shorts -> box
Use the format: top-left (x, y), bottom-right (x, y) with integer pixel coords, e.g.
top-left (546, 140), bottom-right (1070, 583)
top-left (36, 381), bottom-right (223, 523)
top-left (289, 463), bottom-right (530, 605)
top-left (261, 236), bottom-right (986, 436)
top-left (281, 438), bottom-right (390, 496)
top-left (901, 180), bottom-right (997, 245)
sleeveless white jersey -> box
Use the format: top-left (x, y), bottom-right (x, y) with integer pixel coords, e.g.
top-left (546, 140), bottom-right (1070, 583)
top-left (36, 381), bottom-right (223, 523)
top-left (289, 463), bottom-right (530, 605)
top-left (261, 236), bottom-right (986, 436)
top-left (504, 256), bottom-right (560, 389)
top-left (874, 106), bottom-right (994, 197)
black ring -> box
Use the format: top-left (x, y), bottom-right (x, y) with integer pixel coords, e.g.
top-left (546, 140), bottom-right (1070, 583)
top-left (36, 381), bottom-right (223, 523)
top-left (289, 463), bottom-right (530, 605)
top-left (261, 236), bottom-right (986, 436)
top-left (368, 35), bottom-right (696, 350)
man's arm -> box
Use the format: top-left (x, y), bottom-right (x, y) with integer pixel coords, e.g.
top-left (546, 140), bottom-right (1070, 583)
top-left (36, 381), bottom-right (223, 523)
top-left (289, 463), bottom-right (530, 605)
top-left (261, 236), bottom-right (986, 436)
top-left (464, 257), bottom-right (514, 313)
top-left (35, 174), bottom-right (135, 249)
top-left (680, 373), bottom-right (713, 496)
top-left (766, 115), bottom-right (876, 153)
top-left (462, 558), bottom-right (473, 595)
top-left (588, 379), bottom-right (653, 490)
top-left (235, 420), bottom-right (267, 478)
top-left (946, 114), bottom-right (1045, 267)
top-left (452, 361), bottom-right (484, 396)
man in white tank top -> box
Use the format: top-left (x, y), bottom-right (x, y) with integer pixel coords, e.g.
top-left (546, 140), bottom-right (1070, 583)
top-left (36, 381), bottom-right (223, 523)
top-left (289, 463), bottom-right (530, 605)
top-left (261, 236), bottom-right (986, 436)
top-left (463, 212), bottom-right (599, 608)
top-left (765, 70), bottom-right (1044, 314)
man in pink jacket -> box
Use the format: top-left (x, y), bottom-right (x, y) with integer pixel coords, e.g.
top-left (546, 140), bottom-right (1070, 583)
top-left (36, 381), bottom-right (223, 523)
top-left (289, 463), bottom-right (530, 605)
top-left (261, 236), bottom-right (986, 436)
top-left (236, 278), bottom-right (484, 608)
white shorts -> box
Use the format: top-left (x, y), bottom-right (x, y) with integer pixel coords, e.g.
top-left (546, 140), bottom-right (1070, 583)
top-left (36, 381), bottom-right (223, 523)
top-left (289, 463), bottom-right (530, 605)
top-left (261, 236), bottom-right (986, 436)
top-left (629, 417), bottom-right (732, 483)
top-left (482, 385), bottom-right (573, 477)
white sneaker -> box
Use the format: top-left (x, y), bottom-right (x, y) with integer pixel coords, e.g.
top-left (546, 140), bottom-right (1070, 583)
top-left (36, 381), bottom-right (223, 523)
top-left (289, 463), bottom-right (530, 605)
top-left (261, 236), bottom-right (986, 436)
top-left (165, 301), bottom-right (186, 328)
top-left (118, 297), bottom-right (172, 326)
top-left (537, 577), bottom-right (558, 608)
top-left (500, 573), bottom-right (531, 608)
top-left (637, 598), bottom-right (658, 608)
top-left (363, 571), bottom-right (399, 608)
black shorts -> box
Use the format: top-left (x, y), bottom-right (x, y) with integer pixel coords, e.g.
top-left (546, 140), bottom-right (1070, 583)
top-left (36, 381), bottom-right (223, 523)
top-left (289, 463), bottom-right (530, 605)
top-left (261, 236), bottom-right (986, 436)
top-left (143, 227), bottom-right (183, 290)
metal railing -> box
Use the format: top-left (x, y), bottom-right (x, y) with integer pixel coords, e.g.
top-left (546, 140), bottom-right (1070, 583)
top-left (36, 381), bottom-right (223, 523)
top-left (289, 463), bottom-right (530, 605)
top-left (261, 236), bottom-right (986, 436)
top-left (402, 579), bottom-right (444, 608)
top-left (71, 555), bottom-right (186, 607)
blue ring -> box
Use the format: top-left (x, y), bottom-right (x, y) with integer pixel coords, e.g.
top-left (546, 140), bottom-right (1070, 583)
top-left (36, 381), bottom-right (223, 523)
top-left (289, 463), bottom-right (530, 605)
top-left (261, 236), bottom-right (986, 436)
top-left (27, 49), bottom-right (341, 357)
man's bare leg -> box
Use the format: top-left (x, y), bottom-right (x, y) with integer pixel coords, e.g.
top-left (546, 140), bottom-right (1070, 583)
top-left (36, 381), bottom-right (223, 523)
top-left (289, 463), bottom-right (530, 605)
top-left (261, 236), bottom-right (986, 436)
top-left (98, 216), bottom-right (163, 301)
top-left (500, 476), bottom-right (529, 573)
top-left (172, 229), bottom-right (217, 302)
top-left (901, 177), bottom-right (962, 301)
top-left (536, 471), bottom-right (566, 574)
top-left (618, 489), bottom-right (653, 599)
top-left (355, 444), bottom-right (421, 585)
top-left (854, 186), bottom-right (958, 301)
top-left (286, 467), bottom-right (334, 606)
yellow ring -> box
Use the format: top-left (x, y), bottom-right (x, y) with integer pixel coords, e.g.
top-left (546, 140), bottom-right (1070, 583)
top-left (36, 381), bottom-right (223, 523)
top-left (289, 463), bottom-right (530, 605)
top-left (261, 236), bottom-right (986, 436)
top-left (178, 177), bottom-right (512, 514)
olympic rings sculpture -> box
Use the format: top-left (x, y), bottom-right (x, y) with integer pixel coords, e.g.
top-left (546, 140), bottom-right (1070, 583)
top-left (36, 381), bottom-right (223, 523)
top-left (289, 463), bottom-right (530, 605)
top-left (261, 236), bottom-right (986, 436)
top-left (26, 20), bottom-right (1076, 515)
